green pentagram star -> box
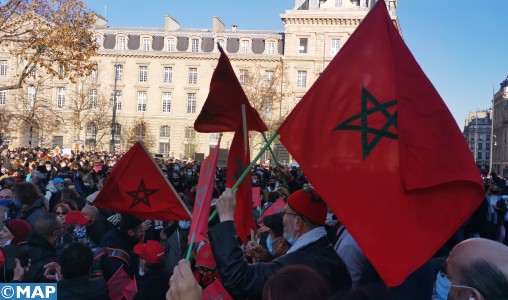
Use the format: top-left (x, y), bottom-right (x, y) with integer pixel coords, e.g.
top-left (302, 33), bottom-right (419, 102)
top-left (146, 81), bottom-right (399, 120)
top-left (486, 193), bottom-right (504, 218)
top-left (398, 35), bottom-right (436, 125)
top-left (333, 87), bottom-right (397, 160)
top-left (125, 179), bottom-right (159, 209)
top-left (230, 156), bottom-right (246, 181)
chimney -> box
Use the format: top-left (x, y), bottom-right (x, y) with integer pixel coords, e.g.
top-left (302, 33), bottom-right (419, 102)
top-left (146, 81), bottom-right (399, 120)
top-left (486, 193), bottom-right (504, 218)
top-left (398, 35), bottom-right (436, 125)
top-left (165, 15), bottom-right (180, 32)
top-left (232, 25), bottom-right (238, 32)
top-left (213, 16), bottom-right (225, 33)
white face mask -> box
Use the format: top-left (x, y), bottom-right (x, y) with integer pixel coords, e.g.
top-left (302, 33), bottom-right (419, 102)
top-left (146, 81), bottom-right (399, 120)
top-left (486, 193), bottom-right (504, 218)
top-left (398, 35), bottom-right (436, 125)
top-left (325, 213), bottom-right (338, 227)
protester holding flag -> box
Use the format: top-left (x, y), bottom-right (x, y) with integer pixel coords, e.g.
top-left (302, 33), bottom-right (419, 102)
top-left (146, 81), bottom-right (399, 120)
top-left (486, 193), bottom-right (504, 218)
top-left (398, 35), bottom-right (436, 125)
top-left (208, 188), bottom-right (351, 299)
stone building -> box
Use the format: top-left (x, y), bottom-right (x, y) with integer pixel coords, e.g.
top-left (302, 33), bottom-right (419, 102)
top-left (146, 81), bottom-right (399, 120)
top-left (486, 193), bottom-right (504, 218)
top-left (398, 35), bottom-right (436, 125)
top-left (463, 109), bottom-right (492, 174)
top-left (0, 0), bottom-right (399, 160)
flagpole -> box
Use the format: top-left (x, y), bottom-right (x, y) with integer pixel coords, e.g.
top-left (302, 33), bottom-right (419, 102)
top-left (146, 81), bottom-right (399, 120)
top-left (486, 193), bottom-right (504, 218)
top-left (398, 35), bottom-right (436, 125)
top-left (261, 132), bottom-right (289, 189)
top-left (208, 132), bottom-right (279, 222)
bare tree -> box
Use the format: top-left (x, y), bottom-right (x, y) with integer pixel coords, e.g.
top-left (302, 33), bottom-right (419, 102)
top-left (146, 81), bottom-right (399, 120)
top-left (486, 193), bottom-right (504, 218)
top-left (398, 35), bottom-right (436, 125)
top-left (124, 119), bottom-right (156, 151)
top-left (0, 0), bottom-right (97, 91)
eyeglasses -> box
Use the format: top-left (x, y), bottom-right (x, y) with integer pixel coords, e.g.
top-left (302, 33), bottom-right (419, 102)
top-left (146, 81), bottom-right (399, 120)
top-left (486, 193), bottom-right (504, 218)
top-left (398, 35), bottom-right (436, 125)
top-left (0, 196), bottom-right (11, 200)
top-left (280, 209), bottom-right (298, 218)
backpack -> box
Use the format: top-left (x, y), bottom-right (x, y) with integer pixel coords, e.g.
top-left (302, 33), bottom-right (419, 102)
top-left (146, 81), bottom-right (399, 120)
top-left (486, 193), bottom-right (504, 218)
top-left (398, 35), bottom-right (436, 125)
top-left (90, 247), bottom-right (131, 278)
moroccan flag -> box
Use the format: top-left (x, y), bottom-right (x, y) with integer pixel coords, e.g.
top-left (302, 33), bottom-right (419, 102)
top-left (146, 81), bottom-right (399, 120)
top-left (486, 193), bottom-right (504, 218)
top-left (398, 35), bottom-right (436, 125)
top-left (107, 267), bottom-right (132, 300)
top-left (189, 137), bottom-right (221, 244)
top-left (94, 142), bottom-right (191, 221)
top-left (194, 45), bottom-right (268, 133)
top-left (260, 197), bottom-right (285, 222)
top-left (226, 124), bottom-right (256, 243)
top-left (202, 279), bottom-right (233, 300)
top-left (122, 278), bottom-right (138, 300)
top-left (252, 187), bottom-right (261, 208)
top-left (277, 0), bottom-right (484, 287)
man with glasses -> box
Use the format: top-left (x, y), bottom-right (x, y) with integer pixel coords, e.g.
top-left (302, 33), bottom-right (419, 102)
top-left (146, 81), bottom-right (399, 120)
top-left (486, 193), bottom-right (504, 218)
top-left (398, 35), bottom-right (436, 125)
top-left (208, 188), bottom-right (351, 299)
top-left (436, 238), bottom-right (508, 300)
top-left (20, 213), bottom-right (63, 282)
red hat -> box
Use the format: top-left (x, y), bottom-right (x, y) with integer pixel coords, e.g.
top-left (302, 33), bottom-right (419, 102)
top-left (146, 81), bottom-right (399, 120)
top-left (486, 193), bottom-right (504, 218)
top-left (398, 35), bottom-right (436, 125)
top-left (287, 189), bottom-right (327, 225)
top-left (4, 219), bottom-right (32, 245)
top-left (65, 211), bottom-right (90, 225)
top-left (134, 240), bottom-right (165, 265)
top-left (196, 243), bottom-right (216, 269)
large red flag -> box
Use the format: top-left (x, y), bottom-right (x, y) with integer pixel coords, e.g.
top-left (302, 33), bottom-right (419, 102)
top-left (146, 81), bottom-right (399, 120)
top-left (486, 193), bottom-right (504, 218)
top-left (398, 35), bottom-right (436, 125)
top-left (202, 279), bottom-right (233, 300)
top-left (277, 0), bottom-right (484, 287)
top-left (189, 137), bottom-right (221, 244)
top-left (226, 125), bottom-right (256, 243)
top-left (94, 142), bottom-right (191, 221)
top-left (107, 267), bottom-right (131, 300)
top-left (194, 45), bottom-right (268, 133)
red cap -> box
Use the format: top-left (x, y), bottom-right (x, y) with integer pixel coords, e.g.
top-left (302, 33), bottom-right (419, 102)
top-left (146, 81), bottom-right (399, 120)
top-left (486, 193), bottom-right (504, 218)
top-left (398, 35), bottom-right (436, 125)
top-left (196, 243), bottom-right (216, 269)
top-left (134, 240), bottom-right (165, 265)
top-left (287, 189), bottom-right (327, 225)
top-left (65, 210), bottom-right (90, 225)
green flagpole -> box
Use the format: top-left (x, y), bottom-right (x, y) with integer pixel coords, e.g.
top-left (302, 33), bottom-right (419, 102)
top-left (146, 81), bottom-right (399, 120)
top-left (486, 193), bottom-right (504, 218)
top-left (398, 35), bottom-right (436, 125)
top-left (208, 132), bottom-right (279, 222)
top-left (261, 132), bottom-right (289, 190)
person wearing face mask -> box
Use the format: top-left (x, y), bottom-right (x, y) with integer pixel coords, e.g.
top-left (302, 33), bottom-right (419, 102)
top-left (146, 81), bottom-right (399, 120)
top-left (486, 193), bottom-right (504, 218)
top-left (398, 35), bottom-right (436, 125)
top-left (209, 188), bottom-right (351, 299)
top-left (194, 243), bottom-right (222, 289)
top-left (161, 219), bottom-right (191, 275)
top-left (46, 178), bottom-right (65, 213)
top-left (170, 171), bottom-right (185, 195)
top-left (435, 238), bottom-right (508, 300)
top-left (56, 210), bottom-right (96, 256)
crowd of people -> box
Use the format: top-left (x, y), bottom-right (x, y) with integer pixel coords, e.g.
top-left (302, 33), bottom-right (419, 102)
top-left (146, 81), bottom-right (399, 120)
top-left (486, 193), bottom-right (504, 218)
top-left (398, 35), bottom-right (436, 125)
top-left (0, 146), bottom-right (506, 300)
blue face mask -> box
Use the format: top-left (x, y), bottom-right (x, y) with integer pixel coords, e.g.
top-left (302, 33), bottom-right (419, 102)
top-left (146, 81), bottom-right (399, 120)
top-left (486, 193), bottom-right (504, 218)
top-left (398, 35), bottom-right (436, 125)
top-left (266, 236), bottom-right (281, 256)
top-left (74, 227), bottom-right (87, 239)
top-left (435, 272), bottom-right (451, 300)
top-left (178, 221), bottom-right (191, 230)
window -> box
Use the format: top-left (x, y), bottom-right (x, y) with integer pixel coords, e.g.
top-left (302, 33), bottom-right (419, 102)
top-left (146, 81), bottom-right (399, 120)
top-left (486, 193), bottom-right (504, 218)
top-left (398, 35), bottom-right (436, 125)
top-left (267, 41), bottom-right (275, 55)
top-left (90, 67), bottom-right (98, 81)
top-left (139, 66), bottom-right (148, 82)
top-left (58, 65), bottom-right (65, 79)
top-left (135, 123), bottom-right (146, 139)
top-left (239, 69), bottom-right (248, 85)
top-left (89, 89), bottom-right (97, 108)
top-left (187, 93), bottom-right (196, 113)
top-left (167, 39), bottom-right (176, 52)
top-left (162, 92), bottom-right (171, 113)
top-left (477, 152), bottom-right (482, 160)
top-left (486, 152), bottom-right (490, 159)
top-left (143, 37), bottom-right (150, 51)
top-left (113, 123), bottom-right (121, 140)
top-left (210, 133), bottom-right (220, 144)
top-left (115, 65), bottom-right (123, 81)
top-left (86, 122), bottom-right (97, 136)
top-left (57, 87), bottom-right (65, 108)
top-left (331, 39), bottom-right (340, 55)
top-left (264, 70), bottom-right (274, 87)
top-left (310, 0), bottom-right (319, 8)
top-left (487, 143), bottom-right (491, 150)
top-left (263, 101), bottom-right (272, 118)
top-left (188, 68), bottom-right (197, 84)
top-left (137, 91), bottom-right (147, 112)
top-left (334, 0), bottom-right (342, 7)
top-left (159, 143), bottom-right (170, 155)
top-left (299, 38), bottom-right (308, 54)
top-left (478, 143), bottom-right (482, 150)
top-left (118, 37), bottom-right (126, 50)
top-left (191, 38), bottom-right (199, 52)
top-left (163, 67), bottom-right (172, 83)
top-left (479, 134), bottom-right (483, 141)
top-left (241, 40), bottom-right (249, 54)
top-left (160, 125), bottom-right (170, 138)
top-left (0, 91), bottom-right (6, 106)
top-left (0, 61), bottom-right (7, 76)
top-left (114, 90), bottom-right (122, 111)
top-left (28, 85), bottom-right (36, 107)
top-left (297, 71), bottom-right (307, 88)
top-left (185, 127), bottom-right (196, 140)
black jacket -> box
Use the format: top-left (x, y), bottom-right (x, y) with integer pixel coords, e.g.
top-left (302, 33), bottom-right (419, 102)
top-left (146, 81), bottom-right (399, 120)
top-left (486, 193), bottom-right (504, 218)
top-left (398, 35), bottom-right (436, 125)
top-left (21, 234), bottom-right (59, 283)
top-left (57, 276), bottom-right (109, 300)
top-left (208, 221), bottom-right (352, 300)
top-left (133, 267), bottom-right (170, 300)
top-left (99, 229), bottom-right (137, 281)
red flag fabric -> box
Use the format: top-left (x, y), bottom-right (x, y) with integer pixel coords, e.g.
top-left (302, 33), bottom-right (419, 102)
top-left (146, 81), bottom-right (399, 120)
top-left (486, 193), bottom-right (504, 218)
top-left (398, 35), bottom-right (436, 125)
top-left (93, 142), bottom-right (191, 221)
top-left (277, 0), bottom-right (484, 287)
top-left (202, 279), bottom-right (233, 300)
top-left (194, 45), bottom-right (268, 133)
top-left (251, 187), bottom-right (261, 208)
top-left (107, 267), bottom-right (131, 300)
top-left (122, 278), bottom-right (138, 300)
top-left (189, 138), bottom-right (222, 244)
top-left (260, 197), bottom-right (285, 222)
top-left (226, 125), bottom-right (256, 243)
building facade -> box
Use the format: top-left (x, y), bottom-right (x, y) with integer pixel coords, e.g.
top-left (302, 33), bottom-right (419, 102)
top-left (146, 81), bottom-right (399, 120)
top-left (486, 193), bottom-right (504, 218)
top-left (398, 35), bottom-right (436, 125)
top-left (492, 77), bottom-right (508, 176)
top-left (0, 0), bottom-right (399, 160)
top-left (463, 109), bottom-right (492, 174)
